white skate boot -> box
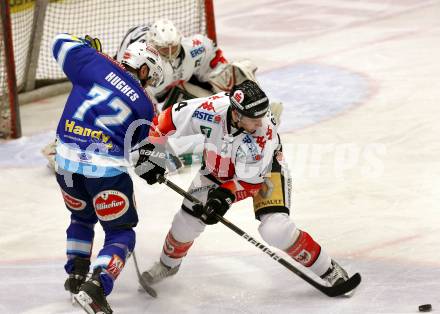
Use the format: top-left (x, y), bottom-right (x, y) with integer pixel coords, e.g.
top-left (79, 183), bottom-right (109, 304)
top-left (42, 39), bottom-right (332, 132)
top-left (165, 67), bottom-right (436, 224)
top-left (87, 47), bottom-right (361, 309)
top-left (141, 261), bottom-right (180, 285)
top-left (321, 260), bottom-right (349, 287)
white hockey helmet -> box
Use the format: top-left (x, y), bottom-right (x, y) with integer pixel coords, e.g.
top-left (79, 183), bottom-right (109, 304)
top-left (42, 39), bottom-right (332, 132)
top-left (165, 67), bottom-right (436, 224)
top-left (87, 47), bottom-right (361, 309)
top-left (121, 41), bottom-right (164, 87)
top-left (146, 18), bottom-right (182, 61)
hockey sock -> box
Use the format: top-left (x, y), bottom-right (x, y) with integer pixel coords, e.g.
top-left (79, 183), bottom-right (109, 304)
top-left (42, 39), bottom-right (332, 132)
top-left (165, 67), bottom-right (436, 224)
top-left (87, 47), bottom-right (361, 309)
top-left (94, 228), bottom-right (135, 295)
top-left (160, 231), bottom-right (194, 268)
top-left (65, 218), bottom-right (95, 273)
top-left (285, 230), bottom-right (321, 267)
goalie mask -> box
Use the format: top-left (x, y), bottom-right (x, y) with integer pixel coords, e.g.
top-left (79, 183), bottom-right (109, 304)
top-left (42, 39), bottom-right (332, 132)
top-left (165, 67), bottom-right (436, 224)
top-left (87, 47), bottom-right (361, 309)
top-left (121, 42), bottom-right (164, 87)
top-left (147, 18), bottom-right (182, 61)
top-left (230, 80), bottom-right (269, 118)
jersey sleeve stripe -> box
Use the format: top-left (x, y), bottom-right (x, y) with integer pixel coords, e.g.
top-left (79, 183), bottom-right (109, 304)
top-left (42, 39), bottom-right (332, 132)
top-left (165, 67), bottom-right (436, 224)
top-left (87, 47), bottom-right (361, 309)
top-left (54, 41), bottom-right (83, 70)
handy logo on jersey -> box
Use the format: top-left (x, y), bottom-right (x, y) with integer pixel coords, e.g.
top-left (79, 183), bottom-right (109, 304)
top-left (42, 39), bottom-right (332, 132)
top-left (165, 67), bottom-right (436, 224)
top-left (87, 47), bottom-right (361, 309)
top-left (93, 190), bottom-right (129, 221)
top-left (107, 254), bottom-right (125, 279)
top-left (190, 46), bottom-right (205, 58)
top-left (64, 120), bottom-right (113, 148)
top-left (61, 190), bottom-right (86, 211)
top-left (192, 110), bottom-right (220, 124)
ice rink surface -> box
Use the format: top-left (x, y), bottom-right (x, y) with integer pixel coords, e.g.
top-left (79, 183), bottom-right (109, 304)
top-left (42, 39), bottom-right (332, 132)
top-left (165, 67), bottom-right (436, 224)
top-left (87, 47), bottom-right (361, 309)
top-left (1, 0), bottom-right (440, 313)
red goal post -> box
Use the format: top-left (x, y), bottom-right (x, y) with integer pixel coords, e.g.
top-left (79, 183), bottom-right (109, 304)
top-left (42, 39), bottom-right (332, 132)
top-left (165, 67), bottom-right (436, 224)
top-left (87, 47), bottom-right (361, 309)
top-left (1, 0), bottom-right (21, 139)
top-left (0, 0), bottom-right (217, 139)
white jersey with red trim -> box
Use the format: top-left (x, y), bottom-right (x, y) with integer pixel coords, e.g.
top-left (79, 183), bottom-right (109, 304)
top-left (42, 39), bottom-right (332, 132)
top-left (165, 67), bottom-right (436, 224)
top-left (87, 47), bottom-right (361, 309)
top-left (149, 34), bottom-right (227, 98)
top-left (115, 25), bottom-right (227, 99)
top-left (155, 92), bottom-right (280, 200)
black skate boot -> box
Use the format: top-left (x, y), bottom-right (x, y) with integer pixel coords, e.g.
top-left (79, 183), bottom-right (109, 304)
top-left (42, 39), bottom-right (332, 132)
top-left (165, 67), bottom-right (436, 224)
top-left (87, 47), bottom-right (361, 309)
top-left (64, 257), bottom-right (90, 294)
top-left (74, 267), bottom-right (113, 314)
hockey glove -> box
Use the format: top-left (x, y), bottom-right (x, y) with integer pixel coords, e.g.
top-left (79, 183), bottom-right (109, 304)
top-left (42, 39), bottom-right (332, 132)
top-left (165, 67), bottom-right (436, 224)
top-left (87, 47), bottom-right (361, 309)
top-left (197, 187), bottom-right (235, 225)
top-left (84, 35), bottom-right (102, 52)
top-left (135, 142), bottom-right (166, 185)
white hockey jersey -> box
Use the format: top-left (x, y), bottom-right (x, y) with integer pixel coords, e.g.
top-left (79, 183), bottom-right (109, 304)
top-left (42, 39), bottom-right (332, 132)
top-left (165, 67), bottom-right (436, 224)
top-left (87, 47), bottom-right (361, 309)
top-left (152, 92), bottom-right (280, 201)
top-left (115, 25), bottom-right (227, 99)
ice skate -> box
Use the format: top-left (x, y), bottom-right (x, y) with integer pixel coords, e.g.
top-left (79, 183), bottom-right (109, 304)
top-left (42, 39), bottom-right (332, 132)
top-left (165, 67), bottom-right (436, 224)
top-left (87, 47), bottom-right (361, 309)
top-left (321, 260), bottom-right (355, 297)
top-left (321, 260), bottom-right (349, 286)
top-left (74, 268), bottom-right (113, 314)
top-left (141, 261), bottom-right (180, 285)
top-left (64, 257), bottom-right (90, 295)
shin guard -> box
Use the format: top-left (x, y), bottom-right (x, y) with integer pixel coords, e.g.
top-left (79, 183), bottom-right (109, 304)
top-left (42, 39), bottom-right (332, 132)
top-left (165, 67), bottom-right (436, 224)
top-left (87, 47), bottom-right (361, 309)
top-left (161, 231), bottom-right (194, 268)
top-left (285, 230), bottom-right (321, 267)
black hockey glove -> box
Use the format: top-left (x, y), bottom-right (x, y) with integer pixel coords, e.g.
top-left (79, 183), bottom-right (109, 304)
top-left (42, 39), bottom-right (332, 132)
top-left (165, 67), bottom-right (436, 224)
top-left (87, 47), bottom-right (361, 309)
top-left (84, 35), bottom-right (102, 52)
top-left (195, 187), bottom-right (235, 225)
top-left (135, 142), bottom-right (166, 185)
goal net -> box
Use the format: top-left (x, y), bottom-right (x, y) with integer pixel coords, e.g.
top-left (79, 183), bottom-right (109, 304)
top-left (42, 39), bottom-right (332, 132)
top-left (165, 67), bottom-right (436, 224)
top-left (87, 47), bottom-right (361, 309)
top-left (0, 0), bottom-right (216, 139)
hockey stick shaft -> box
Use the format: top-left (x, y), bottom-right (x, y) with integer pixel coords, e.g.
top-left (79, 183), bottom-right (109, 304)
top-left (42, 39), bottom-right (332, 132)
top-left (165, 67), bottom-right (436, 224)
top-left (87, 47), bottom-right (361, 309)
top-left (158, 175), bottom-right (361, 297)
top-left (132, 250), bottom-right (157, 298)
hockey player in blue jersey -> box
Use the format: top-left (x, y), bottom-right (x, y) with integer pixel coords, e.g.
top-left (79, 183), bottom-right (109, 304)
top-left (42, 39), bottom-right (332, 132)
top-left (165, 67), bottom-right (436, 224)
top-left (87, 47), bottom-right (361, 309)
top-left (52, 33), bottom-right (164, 314)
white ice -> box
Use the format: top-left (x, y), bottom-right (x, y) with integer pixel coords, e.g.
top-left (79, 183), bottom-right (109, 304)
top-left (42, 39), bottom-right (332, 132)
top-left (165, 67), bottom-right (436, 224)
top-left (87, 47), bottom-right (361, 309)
top-left (1, 0), bottom-right (440, 313)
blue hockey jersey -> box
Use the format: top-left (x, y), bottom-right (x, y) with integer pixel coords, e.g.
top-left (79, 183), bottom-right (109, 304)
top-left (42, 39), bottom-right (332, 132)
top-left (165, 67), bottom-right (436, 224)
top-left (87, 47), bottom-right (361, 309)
top-left (52, 33), bottom-right (154, 177)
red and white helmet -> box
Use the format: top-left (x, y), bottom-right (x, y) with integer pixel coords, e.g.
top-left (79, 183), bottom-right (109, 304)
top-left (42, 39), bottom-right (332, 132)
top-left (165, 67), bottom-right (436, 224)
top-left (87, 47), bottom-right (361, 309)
top-left (146, 18), bottom-right (182, 61)
top-left (121, 42), bottom-right (164, 87)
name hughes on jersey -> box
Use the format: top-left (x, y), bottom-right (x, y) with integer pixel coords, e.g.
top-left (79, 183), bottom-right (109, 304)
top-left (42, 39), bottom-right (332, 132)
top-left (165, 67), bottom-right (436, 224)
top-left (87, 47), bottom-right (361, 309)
top-left (105, 72), bottom-right (139, 102)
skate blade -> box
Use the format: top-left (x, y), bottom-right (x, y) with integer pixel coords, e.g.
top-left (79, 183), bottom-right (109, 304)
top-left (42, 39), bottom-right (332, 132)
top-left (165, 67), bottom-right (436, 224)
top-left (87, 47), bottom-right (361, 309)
top-left (74, 291), bottom-right (106, 314)
top-left (70, 293), bottom-right (77, 305)
top-left (342, 287), bottom-right (356, 298)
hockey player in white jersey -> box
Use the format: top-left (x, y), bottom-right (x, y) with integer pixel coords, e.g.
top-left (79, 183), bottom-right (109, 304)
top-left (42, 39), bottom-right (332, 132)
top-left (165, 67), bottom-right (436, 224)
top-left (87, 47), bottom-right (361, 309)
top-left (135, 80), bottom-right (351, 292)
top-left (116, 18), bottom-right (283, 164)
top-left (116, 18), bottom-right (230, 102)
top-left (116, 19), bottom-right (282, 113)
top-left (43, 19), bottom-right (281, 169)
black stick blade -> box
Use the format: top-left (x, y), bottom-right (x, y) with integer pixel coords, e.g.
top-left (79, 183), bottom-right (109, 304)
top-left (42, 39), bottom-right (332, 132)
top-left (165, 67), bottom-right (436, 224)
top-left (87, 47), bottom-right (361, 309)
top-left (323, 273), bottom-right (362, 297)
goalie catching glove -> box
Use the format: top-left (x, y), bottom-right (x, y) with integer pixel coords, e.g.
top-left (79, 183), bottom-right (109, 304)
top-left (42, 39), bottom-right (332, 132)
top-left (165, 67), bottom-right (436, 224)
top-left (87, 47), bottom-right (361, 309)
top-left (135, 142), bottom-right (167, 185)
top-left (194, 187), bottom-right (235, 225)
top-left (83, 35), bottom-right (102, 52)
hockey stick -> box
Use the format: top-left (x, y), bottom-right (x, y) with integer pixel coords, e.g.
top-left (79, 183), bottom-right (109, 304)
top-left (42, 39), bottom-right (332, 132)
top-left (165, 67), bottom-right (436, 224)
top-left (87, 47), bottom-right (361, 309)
top-left (157, 175), bottom-right (361, 297)
top-left (132, 250), bottom-right (157, 298)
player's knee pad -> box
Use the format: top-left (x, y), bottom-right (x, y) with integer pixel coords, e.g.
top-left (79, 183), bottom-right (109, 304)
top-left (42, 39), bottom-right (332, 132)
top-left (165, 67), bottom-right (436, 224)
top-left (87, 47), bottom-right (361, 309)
top-left (258, 213), bottom-right (300, 250)
top-left (170, 209), bottom-right (206, 243)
